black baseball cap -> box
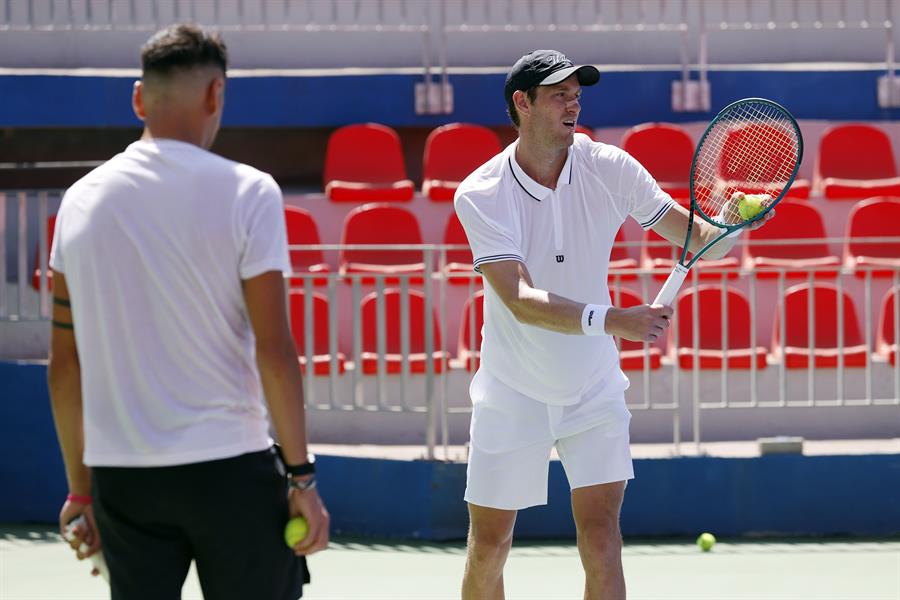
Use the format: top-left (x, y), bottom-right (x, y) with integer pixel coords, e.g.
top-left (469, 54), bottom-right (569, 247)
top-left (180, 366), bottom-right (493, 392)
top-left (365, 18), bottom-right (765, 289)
top-left (504, 50), bottom-right (600, 104)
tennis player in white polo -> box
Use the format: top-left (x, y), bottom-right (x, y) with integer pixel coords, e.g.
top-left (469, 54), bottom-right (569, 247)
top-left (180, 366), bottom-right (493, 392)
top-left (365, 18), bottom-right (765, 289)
top-left (455, 50), bottom-right (773, 599)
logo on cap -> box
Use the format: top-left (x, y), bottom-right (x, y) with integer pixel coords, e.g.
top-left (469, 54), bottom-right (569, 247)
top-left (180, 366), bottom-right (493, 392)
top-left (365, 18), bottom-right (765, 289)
top-left (504, 50), bottom-right (600, 104)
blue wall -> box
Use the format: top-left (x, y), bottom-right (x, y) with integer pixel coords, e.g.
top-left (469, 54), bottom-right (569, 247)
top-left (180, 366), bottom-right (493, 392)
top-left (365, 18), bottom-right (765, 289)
top-left (1, 361), bottom-right (69, 522)
top-left (2, 68), bottom-right (900, 129)
top-left (4, 360), bottom-right (900, 539)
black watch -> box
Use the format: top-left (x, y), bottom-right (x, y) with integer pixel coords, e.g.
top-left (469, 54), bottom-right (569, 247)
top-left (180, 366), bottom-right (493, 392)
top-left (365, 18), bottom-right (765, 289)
top-left (285, 454), bottom-right (316, 478)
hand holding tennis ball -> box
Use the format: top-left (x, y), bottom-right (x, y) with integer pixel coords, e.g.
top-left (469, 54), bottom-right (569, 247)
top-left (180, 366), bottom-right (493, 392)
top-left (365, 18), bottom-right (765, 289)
top-left (737, 193), bottom-right (771, 221)
top-left (696, 532), bottom-right (716, 552)
top-left (284, 516), bottom-right (309, 548)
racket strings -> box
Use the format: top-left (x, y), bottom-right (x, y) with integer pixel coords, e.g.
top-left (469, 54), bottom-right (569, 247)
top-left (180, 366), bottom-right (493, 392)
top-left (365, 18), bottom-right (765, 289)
top-left (693, 101), bottom-right (801, 225)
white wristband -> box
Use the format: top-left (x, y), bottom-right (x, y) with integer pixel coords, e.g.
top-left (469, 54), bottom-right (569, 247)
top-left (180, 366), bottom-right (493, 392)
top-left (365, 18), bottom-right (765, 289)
top-left (581, 304), bottom-right (610, 336)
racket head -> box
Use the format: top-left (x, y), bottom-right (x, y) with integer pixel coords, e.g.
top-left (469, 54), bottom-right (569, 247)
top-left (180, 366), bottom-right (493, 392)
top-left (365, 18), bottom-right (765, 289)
top-left (689, 98), bottom-right (803, 229)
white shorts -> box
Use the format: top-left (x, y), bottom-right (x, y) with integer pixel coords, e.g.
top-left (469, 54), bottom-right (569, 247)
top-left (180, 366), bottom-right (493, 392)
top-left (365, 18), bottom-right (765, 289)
top-left (464, 369), bottom-right (634, 511)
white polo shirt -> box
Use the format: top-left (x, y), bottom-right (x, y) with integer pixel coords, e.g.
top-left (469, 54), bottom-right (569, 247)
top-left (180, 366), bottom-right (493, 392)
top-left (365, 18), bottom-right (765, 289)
top-left (454, 133), bottom-right (674, 406)
top-left (50, 139), bottom-right (291, 467)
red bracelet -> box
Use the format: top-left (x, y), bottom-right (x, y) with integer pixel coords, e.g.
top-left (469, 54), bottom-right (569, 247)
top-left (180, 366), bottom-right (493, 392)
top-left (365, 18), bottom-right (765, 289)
top-left (66, 493), bottom-right (92, 505)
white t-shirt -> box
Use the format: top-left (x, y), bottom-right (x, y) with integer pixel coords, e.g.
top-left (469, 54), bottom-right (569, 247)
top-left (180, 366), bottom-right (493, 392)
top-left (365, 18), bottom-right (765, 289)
top-left (50, 139), bottom-right (291, 467)
top-left (454, 134), bottom-right (674, 406)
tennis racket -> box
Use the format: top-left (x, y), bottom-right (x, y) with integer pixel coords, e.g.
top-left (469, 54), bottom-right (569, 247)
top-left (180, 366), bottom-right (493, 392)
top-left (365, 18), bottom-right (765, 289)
top-left (64, 515), bottom-right (110, 582)
top-left (653, 97), bottom-right (803, 306)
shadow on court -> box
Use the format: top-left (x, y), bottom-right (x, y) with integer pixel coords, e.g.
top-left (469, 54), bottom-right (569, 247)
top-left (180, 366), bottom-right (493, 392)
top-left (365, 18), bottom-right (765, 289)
top-left (2, 524), bottom-right (898, 599)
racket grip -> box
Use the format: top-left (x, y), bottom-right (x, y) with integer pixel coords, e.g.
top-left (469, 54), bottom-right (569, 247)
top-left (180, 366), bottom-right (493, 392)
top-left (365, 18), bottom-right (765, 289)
top-left (64, 515), bottom-right (110, 582)
top-left (653, 264), bottom-right (690, 307)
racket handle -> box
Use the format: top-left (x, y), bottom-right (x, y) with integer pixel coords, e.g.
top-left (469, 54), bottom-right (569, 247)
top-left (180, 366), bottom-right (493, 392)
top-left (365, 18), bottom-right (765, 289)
top-left (653, 264), bottom-right (690, 307)
top-left (64, 515), bottom-right (110, 582)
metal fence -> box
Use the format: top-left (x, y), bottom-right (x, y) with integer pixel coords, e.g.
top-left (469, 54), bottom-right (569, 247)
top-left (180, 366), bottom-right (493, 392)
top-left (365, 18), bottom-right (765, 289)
top-left (3, 190), bottom-right (899, 458)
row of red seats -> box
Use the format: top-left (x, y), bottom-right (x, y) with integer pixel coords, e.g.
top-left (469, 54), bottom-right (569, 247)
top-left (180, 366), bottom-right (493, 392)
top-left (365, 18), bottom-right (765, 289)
top-left (614, 196), bottom-right (900, 281)
top-left (323, 121), bottom-right (900, 202)
top-left (325, 121), bottom-right (583, 202)
top-left (621, 122), bottom-right (900, 201)
top-left (290, 284), bottom-right (900, 375)
top-left (30, 196), bottom-right (900, 291)
top-left (285, 203), bottom-right (473, 286)
top-left (613, 285), bottom-right (899, 371)
top-left (290, 288), bottom-right (446, 376)
top-left (285, 198), bottom-right (900, 286)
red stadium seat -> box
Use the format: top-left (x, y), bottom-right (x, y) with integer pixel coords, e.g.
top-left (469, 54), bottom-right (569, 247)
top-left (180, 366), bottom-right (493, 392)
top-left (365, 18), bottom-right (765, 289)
top-left (876, 286), bottom-right (900, 366)
top-left (288, 290), bottom-right (345, 375)
top-left (674, 286), bottom-right (767, 369)
top-left (608, 227), bottom-right (638, 281)
top-left (458, 290), bottom-right (484, 371)
top-left (575, 125), bottom-right (595, 141)
top-left (443, 212), bottom-right (480, 286)
top-left (621, 123), bottom-right (693, 201)
top-left (743, 201), bottom-right (839, 279)
top-left (31, 215), bottom-right (56, 291)
top-left (323, 123), bottom-right (415, 202)
top-left (772, 283), bottom-right (868, 368)
top-left (815, 124), bottom-right (900, 200)
top-left (844, 197), bottom-right (900, 278)
top-left (718, 123), bottom-right (810, 199)
top-left (284, 207), bottom-right (329, 286)
top-left (609, 287), bottom-right (661, 370)
top-left (422, 124), bottom-right (501, 201)
top-left (339, 203), bottom-right (425, 284)
top-left (359, 288), bottom-right (448, 374)
top-left (641, 229), bottom-right (739, 281)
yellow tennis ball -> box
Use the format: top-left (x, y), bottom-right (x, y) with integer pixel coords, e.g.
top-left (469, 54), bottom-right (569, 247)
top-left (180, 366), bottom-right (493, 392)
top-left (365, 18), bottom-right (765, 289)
top-left (697, 532), bottom-right (716, 552)
top-left (284, 516), bottom-right (309, 547)
top-left (738, 194), bottom-right (766, 220)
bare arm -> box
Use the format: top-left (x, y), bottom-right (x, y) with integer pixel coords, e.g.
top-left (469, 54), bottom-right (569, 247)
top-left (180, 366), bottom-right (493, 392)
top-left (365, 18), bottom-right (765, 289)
top-left (242, 270), bottom-right (328, 555)
top-left (48, 273), bottom-right (89, 496)
top-left (480, 260), bottom-right (671, 342)
top-left (242, 271), bottom-right (308, 464)
top-left (480, 260), bottom-right (583, 334)
top-left (651, 202), bottom-right (775, 261)
top-left (47, 272), bottom-right (101, 561)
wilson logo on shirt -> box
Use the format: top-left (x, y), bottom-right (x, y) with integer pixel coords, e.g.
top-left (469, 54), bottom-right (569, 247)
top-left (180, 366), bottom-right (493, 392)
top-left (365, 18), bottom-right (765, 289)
top-left (556, 255), bottom-right (565, 263)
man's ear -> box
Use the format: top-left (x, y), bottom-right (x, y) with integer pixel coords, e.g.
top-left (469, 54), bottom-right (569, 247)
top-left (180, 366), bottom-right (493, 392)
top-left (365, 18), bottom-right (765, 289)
top-left (132, 80), bottom-right (146, 121)
top-left (205, 76), bottom-right (225, 115)
top-left (513, 89), bottom-right (532, 120)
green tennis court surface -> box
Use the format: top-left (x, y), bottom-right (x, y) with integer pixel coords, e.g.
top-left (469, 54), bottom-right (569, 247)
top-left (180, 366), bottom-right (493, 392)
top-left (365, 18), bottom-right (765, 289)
top-left (2, 525), bottom-right (898, 600)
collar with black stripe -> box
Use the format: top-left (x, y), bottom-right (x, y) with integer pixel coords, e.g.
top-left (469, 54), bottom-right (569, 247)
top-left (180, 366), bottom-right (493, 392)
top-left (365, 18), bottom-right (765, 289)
top-left (507, 140), bottom-right (574, 202)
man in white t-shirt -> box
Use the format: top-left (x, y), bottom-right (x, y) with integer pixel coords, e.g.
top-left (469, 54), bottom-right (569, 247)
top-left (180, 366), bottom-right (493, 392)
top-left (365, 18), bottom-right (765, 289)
top-left (456, 50), bottom-right (773, 599)
top-left (48, 24), bottom-right (328, 599)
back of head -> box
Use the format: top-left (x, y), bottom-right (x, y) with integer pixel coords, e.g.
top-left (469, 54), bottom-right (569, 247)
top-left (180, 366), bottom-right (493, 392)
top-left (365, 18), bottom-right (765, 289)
top-left (137, 24), bottom-right (229, 148)
top-left (141, 23), bottom-right (228, 82)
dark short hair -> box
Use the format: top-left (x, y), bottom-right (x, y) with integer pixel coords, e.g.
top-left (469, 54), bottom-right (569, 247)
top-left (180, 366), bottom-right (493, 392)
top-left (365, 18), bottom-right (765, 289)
top-left (141, 23), bottom-right (228, 77)
top-left (507, 86), bottom-right (539, 128)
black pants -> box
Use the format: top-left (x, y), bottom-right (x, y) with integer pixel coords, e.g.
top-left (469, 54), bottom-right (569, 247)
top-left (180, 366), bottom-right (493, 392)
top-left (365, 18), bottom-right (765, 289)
top-left (92, 449), bottom-right (308, 600)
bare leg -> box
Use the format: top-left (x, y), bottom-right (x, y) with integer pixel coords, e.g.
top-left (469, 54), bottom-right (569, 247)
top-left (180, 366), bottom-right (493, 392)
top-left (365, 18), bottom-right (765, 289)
top-left (461, 503), bottom-right (517, 600)
top-left (571, 481), bottom-right (627, 600)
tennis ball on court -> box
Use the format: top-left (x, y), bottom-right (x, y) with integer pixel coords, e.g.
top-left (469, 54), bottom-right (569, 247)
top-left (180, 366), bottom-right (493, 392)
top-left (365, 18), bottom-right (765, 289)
top-left (284, 516), bottom-right (309, 547)
top-left (696, 532), bottom-right (716, 552)
top-left (738, 194), bottom-right (767, 220)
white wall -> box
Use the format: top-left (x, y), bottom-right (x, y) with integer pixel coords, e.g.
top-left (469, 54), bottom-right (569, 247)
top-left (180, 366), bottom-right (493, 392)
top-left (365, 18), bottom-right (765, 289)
top-left (0, 0), bottom-right (896, 69)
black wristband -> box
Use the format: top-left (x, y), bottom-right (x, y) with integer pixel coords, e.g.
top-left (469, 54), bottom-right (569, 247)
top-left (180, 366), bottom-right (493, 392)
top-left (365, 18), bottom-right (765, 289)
top-left (273, 444), bottom-right (315, 477)
top-left (285, 458), bottom-right (315, 478)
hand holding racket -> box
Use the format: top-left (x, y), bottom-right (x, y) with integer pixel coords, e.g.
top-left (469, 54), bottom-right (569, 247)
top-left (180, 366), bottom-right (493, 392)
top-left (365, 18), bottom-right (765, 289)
top-left (653, 98), bottom-right (803, 306)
